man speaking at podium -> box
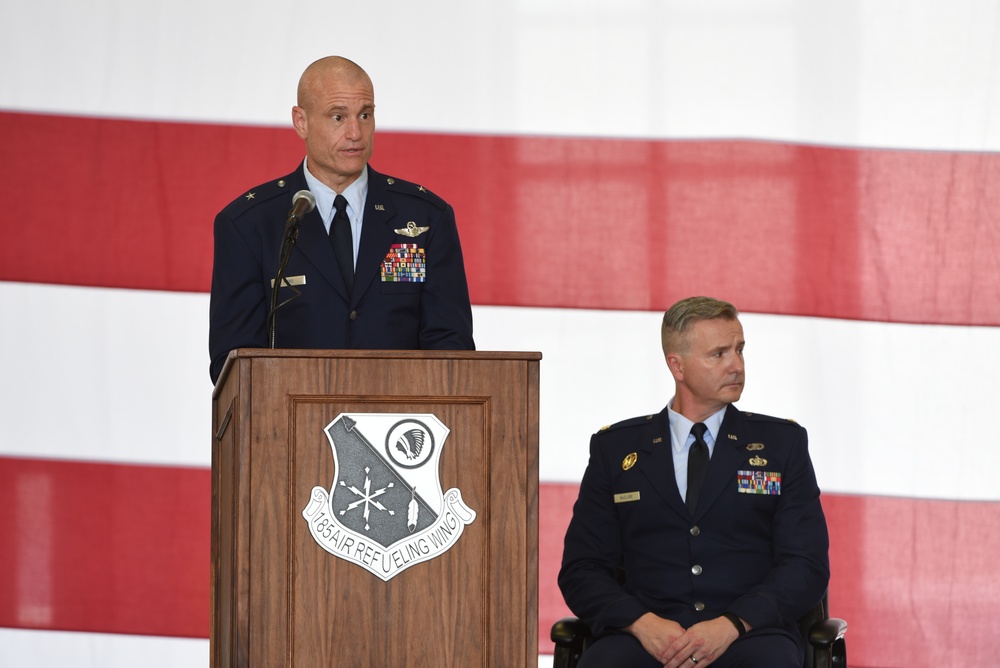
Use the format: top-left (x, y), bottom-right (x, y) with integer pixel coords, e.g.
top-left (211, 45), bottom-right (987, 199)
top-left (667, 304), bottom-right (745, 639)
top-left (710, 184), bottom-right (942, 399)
top-left (209, 56), bottom-right (475, 384)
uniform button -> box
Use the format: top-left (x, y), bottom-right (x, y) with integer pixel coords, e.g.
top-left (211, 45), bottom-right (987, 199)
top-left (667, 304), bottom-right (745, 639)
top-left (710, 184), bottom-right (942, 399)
top-left (349, 310), bottom-right (358, 320)
top-left (690, 525), bottom-right (700, 536)
top-left (694, 602), bottom-right (705, 612)
top-left (691, 564), bottom-right (703, 576)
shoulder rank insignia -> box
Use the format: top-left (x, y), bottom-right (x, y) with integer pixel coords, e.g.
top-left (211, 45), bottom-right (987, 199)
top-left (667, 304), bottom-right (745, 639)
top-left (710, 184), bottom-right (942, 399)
top-left (749, 456), bottom-right (767, 467)
top-left (746, 443), bottom-right (765, 451)
top-left (394, 221), bottom-right (430, 237)
top-left (622, 453), bottom-right (638, 470)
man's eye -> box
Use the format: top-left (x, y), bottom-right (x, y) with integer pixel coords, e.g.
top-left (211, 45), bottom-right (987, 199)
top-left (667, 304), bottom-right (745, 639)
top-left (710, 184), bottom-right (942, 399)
top-left (332, 115), bottom-right (343, 122)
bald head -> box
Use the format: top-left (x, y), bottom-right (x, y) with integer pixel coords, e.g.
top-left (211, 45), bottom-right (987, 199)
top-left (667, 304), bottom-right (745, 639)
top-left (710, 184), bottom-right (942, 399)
top-left (291, 56), bottom-right (376, 191)
top-left (297, 56), bottom-right (374, 109)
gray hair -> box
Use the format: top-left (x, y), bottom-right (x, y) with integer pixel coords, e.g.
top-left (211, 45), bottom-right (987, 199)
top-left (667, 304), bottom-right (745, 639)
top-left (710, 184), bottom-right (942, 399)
top-left (661, 296), bottom-right (739, 355)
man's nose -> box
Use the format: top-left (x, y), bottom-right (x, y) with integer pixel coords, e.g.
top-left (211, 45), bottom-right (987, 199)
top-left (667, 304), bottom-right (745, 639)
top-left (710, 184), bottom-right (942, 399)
top-left (730, 354), bottom-right (745, 374)
top-left (344, 117), bottom-right (361, 139)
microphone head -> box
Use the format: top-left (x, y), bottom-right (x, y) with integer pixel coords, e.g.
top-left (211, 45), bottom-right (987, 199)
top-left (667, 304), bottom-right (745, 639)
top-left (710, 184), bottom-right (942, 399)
top-left (292, 189), bottom-right (317, 213)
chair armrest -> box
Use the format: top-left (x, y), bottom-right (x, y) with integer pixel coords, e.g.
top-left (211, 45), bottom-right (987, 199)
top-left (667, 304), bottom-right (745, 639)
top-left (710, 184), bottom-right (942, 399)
top-left (807, 617), bottom-right (848, 649)
top-left (551, 616), bottom-right (592, 646)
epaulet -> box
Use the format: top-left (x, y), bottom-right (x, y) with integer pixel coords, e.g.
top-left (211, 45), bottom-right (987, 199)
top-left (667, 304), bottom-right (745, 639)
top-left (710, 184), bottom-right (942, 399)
top-left (598, 414), bottom-right (656, 433)
top-left (222, 176), bottom-right (295, 218)
top-left (379, 174), bottom-right (448, 210)
top-left (741, 411), bottom-right (800, 426)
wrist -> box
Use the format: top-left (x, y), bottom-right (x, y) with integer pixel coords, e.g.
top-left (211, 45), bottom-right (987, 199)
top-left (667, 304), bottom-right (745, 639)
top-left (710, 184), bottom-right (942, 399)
top-left (721, 612), bottom-right (746, 637)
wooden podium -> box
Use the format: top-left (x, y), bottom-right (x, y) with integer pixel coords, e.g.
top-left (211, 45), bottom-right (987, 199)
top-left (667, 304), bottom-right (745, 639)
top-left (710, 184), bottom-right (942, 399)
top-left (211, 349), bottom-right (541, 667)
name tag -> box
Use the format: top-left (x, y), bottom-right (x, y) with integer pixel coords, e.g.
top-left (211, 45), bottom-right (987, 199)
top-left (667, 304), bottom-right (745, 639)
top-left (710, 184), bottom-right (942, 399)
top-left (270, 274), bottom-right (306, 288)
top-left (614, 491), bottom-right (641, 504)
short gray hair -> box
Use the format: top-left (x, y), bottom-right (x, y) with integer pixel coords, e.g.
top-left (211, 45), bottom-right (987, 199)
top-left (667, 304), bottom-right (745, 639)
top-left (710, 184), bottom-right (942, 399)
top-left (661, 296), bottom-right (739, 355)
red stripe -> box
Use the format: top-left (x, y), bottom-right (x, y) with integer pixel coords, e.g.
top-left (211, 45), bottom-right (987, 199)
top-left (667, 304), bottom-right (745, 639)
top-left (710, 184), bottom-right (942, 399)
top-left (542, 485), bottom-right (1000, 667)
top-left (3, 456), bottom-right (998, 666)
top-left (0, 457), bottom-right (209, 637)
top-left (2, 110), bottom-right (997, 326)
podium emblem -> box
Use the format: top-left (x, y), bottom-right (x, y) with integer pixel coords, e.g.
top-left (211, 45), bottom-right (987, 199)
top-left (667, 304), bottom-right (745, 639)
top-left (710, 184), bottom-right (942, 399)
top-left (302, 413), bottom-right (476, 581)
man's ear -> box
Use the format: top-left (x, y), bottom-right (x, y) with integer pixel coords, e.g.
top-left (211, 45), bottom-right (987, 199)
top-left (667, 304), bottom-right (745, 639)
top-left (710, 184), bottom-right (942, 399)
top-left (665, 352), bottom-right (684, 381)
top-left (291, 106), bottom-right (308, 140)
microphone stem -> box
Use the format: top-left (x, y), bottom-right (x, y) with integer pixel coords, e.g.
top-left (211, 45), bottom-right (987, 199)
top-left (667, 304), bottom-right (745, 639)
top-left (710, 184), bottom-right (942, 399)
top-left (267, 222), bottom-right (299, 348)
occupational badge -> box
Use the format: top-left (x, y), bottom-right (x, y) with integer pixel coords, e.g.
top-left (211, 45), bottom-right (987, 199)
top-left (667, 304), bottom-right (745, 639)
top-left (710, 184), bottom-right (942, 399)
top-left (622, 452), bottom-right (638, 471)
top-left (394, 221), bottom-right (430, 237)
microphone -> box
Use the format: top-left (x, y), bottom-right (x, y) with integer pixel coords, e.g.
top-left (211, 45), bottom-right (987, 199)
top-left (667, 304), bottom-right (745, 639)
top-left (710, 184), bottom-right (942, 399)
top-left (285, 189), bottom-right (317, 227)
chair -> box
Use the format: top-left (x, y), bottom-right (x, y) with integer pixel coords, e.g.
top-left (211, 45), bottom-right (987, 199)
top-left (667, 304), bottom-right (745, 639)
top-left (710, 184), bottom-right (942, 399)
top-left (551, 593), bottom-right (846, 668)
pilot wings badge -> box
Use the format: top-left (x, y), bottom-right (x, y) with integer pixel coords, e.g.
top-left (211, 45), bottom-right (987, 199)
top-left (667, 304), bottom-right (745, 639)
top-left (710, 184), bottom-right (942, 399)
top-left (302, 413), bottom-right (476, 581)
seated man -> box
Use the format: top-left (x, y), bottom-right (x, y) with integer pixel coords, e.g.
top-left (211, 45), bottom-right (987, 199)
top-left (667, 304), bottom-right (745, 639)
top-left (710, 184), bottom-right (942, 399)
top-left (558, 296), bottom-right (830, 668)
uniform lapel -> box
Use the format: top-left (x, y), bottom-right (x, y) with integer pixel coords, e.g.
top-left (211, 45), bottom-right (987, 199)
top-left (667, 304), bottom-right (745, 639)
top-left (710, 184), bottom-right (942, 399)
top-left (637, 409), bottom-right (689, 515)
top-left (280, 165), bottom-right (351, 301)
top-left (295, 209), bottom-right (351, 301)
top-left (351, 167), bottom-right (398, 307)
top-left (693, 405), bottom-right (747, 518)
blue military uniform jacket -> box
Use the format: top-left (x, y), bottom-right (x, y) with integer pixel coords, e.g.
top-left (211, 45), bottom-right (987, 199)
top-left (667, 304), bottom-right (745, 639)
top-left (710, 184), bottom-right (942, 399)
top-left (558, 404), bottom-right (830, 648)
top-left (209, 162), bottom-right (475, 383)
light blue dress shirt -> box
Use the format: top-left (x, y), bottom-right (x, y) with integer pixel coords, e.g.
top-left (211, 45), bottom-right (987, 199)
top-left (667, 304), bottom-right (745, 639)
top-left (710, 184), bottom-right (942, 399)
top-left (667, 400), bottom-right (727, 501)
top-left (302, 157), bottom-right (368, 267)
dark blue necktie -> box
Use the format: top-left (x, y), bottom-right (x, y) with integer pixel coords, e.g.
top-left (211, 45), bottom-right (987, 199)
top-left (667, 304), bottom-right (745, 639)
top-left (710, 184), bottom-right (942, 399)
top-left (686, 422), bottom-right (709, 513)
top-left (331, 194), bottom-right (354, 292)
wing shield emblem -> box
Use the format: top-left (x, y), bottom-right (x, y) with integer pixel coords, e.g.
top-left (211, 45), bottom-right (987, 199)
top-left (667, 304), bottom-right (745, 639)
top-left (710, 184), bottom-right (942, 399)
top-left (302, 413), bottom-right (476, 581)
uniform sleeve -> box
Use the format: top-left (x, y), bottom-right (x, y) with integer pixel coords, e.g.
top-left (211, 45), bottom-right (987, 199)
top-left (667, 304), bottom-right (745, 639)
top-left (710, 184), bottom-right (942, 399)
top-left (726, 426), bottom-right (831, 629)
top-left (557, 433), bottom-right (650, 636)
top-left (416, 202), bottom-right (475, 351)
top-left (208, 208), bottom-right (268, 383)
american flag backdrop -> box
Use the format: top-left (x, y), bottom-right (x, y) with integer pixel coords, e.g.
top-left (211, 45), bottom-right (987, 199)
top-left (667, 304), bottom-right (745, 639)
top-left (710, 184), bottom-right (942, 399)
top-left (2, 1), bottom-right (999, 667)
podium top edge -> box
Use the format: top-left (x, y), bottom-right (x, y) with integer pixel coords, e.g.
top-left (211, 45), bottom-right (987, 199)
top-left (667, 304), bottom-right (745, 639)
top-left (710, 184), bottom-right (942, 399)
top-left (230, 348), bottom-right (542, 361)
top-left (213, 348), bottom-right (542, 395)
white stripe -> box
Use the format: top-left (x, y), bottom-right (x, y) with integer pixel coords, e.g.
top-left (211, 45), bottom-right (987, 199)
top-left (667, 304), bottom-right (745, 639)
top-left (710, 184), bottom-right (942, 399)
top-left (0, 629), bottom-right (551, 667)
top-left (1, 1), bottom-right (999, 151)
top-left (476, 306), bottom-right (1000, 502)
top-left (2, 282), bottom-right (997, 501)
top-left (0, 281), bottom-right (212, 468)
top-left (0, 629), bottom-right (207, 668)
